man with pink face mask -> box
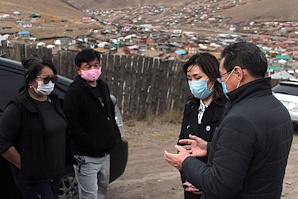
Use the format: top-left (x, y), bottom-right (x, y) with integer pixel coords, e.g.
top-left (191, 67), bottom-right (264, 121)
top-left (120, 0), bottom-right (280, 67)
top-left (63, 49), bottom-right (120, 199)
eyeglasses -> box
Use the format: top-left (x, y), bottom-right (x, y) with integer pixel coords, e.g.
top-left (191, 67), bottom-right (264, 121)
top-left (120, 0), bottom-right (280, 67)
top-left (37, 75), bottom-right (58, 84)
top-left (217, 67), bottom-right (246, 83)
top-left (216, 68), bottom-right (233, 83)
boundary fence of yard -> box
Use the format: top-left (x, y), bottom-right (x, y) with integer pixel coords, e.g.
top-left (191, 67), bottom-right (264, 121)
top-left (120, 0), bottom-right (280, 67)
top-left (0, 41), bottom-right (189, 120)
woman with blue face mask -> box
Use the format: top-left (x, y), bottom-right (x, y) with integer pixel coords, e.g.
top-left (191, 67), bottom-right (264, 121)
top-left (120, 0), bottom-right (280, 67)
top-left (178, 53), bottom-right (227, 199)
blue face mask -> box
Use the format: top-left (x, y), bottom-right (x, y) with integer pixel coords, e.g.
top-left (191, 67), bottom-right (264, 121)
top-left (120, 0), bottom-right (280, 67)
top-left (188, 79), bottom-right (213, 100)
top-left (221, 82), bottom-right (228, 98)
top-left (221, 69), bottom-right (234, 99)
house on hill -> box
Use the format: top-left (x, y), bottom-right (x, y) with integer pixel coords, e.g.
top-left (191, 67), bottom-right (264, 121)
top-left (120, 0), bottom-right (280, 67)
top-left (18, 21), bottom-right (32, 28)
top-left (183, 43), bottom-right (199, 55)
top-left (54, 37), bottom-right (75, 46)
top-left (270, 71), bottom-right (295, 80)
top-left (18, 31), bottom-right (30, 38)
top-left (0, 35), bottom-right (8, 46)
top-left (30, 13), bottom-right (41, 18)
top-left (13, 11), bottom-right (20, 16)
top-left (82, 16), bottom-right (92, 23)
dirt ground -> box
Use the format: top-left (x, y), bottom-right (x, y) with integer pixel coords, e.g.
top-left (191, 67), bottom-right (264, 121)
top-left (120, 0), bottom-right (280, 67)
top-left (105, 120), bottom-right (298, 199)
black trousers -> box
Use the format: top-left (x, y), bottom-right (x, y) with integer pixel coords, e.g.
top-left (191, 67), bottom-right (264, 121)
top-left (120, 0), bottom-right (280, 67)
top-left (11, 167), bottom-right (61, 199)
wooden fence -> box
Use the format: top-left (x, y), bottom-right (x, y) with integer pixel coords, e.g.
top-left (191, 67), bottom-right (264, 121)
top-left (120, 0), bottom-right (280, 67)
top-left (1, 41), bottom-right (190, 119)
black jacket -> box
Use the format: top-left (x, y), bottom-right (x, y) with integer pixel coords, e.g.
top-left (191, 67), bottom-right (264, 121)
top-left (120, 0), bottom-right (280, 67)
top-left (63, 76), bottom-right (118, 157)
top-left (181, 78), bottom-right (293, 199)
top-left (179, 96), bottom-right (226, 199)
top-left (0, 90), bottom-right (66, 182)
top-left (179, 96), bottom-right (226, 146)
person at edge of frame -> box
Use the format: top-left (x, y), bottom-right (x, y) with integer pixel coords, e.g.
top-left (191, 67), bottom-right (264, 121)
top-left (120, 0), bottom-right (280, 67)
top-left (0, 55), bottom-right (67, 199)
top-left (164, 42), bottom-right (293, 199)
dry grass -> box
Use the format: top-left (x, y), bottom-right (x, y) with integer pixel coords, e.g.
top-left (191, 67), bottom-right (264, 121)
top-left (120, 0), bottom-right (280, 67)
top-left (123, 111), bottom-right (182, 148)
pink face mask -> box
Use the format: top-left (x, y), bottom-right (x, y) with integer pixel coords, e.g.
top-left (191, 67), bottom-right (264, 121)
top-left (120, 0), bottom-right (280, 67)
top-left (80, 68), bottom-right (101, 81)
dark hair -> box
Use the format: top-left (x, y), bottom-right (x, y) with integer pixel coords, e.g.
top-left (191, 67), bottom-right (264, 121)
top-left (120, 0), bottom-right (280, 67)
top-left (75, 49), bottom-right (101, 67)
top-left (22, 55), bottom-right (57, 90)
top-left (221, 42), bottom-right (268, 78)
top-left (183, 53), bottom-right (224, 100)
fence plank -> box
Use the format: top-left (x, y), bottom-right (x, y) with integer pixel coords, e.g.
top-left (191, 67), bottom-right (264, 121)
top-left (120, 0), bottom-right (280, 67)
top-left (1, 40), bottom-right (8, 56)
top-left (117, 55), bottom-right (127, 114)
top-left (139, 57), bottom-right (153, 119)
top-left (111, 55), bottom-right (121, 97)
top-left (123, 56), bottom-right (133, 119)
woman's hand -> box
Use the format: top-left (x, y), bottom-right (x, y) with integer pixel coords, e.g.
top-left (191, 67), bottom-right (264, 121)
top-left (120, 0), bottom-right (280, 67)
top-left (179, 134), bottom-right (208, 157)
top-left (2, 146), bottom-right (21, 169)
top-left (183, 181), bottom-right (203, 195)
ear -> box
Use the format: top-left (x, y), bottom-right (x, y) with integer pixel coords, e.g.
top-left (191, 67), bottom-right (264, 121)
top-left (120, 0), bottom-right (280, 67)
top-left (76, 66), bottom-right (81, 75)
top-left (234, 66), bottom-right (244, 80)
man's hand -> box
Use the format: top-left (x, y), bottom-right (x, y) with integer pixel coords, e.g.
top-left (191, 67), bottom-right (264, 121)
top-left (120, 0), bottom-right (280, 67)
top-left (164, 145), bottom-right (190, 170)
top-left (179, 134), bottom-right (208, 157)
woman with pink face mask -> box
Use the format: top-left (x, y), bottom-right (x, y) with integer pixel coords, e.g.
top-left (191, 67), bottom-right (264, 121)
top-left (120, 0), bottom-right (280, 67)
top-left (63, 49), bottom-right (120, 199)
top-left (0, 55), bottom-right (67, 199)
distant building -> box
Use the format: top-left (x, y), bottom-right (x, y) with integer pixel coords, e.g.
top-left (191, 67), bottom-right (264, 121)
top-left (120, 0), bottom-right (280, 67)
top-left (31, 13), bottom-right (41, 18)
top-left (13, 11), bottom-right (20, 15)
top-left (184, 43), bottom-right (199, 55)
top-left (54, 37), bottom-right (75, 46)
top-left (82, 16), bottom-right (92, 23)
top-left (18, 21), bottom-right (32, 28)
top-left (18, 31), bottom-right (30, 38)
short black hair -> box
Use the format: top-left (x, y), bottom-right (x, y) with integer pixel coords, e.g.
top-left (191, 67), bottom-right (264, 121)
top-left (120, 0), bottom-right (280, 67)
top-left (22, 55), bottom-right (57, 90)
top-left (221, 42), bottom-right (267, 78)
top-left (75, 49), bottom-right (101, 67)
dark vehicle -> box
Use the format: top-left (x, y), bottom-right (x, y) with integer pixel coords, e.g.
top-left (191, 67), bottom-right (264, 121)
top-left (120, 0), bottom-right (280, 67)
top-left (0, 57), bottom-right (128, 199)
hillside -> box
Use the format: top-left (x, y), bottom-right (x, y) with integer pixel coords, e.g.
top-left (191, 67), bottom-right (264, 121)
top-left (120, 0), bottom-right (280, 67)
top-left (217, 0), bottom-right (298, 22)
top-left (0, 0), bottom-right (91, 39)
top-left (1, 0), bottom-right (297, 23)
top-left (65, 0), bottom-right (298, 22)
top-left (0, 0), bottom-right (84, 20)
top-left (64, 0), bottom-right (191, 10)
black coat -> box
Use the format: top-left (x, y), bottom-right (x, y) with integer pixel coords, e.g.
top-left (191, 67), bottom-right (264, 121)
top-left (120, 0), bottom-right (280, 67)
top-left (179, 96), bottom-right (226, 199)
top-left (181, 78), bottom-right (293, 199)
top-left (179, 96), bottom-right (226, 147)
top-left (0, 90), bottom-right (66, 181)
top-left (63, 76), bottom-right (119, 157)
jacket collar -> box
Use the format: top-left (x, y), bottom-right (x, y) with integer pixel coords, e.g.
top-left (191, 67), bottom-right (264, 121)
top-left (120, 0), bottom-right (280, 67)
top-left (73, 75), bottom-right (111, 109)
top-left (227, 77), bottom-right (272, 105)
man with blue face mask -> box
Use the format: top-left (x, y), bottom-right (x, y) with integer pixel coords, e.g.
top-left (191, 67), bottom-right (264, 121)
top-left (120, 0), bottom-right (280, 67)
top-left (165, 42), bottom-right (293, 199)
